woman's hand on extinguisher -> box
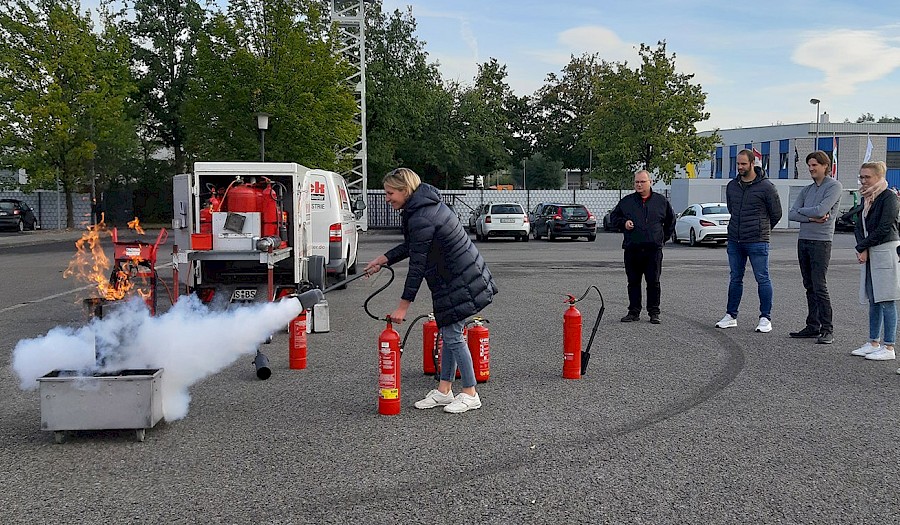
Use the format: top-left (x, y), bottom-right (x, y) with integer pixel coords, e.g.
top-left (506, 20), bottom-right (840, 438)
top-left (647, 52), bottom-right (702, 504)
top-left (364, 255), bottom-right (389, 276)
top-left (389, 300), bottom-right (411, 323)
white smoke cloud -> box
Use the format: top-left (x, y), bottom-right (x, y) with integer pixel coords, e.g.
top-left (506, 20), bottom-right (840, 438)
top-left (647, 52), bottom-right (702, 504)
top-left (12, 295), bottom-right (302, 421)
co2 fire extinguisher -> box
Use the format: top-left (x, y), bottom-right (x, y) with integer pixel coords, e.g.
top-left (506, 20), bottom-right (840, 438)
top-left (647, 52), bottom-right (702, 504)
top-left (563, 286), bottom-right (605, 379)
top-left (378, 316), bottom-right (401, 416)
top-left (466, 318), bottom-right (491, 383)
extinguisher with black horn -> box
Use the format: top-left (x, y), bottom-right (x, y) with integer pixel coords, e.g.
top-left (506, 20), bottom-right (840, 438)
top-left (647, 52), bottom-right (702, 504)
top-left (563, 286), bottom-right (605, 379)
top-left (360, 266), bottom-right (404, 415)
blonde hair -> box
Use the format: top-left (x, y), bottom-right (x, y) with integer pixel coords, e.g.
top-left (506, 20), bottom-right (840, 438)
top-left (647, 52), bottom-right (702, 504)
top-left (383, 167), bottom-right (421, 195)
top-left (860, 161), bottom-right (887, 178)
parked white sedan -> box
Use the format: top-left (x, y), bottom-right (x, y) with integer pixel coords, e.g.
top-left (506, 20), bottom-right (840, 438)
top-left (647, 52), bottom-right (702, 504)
top-left (672, 203), bottom-right (730, 246)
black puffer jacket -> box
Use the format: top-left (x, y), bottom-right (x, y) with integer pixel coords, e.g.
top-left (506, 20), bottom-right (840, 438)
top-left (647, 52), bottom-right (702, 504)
top-left (725, 168), bottom-right (783, 242)
top-left (384, 184), bottom-right (497, 326)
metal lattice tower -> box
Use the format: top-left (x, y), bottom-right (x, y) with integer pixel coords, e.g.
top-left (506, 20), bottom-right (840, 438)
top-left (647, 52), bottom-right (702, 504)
top-left (331, 0), bottom-right (369, 230)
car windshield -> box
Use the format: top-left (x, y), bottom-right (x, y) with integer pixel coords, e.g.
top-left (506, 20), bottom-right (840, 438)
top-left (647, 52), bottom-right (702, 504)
top-left (0, 202), bottom-right (16, 211)
top-left (491, 204), bottom-right (523, 214)
top-left (701, 205), bottom-right (728, 215)
top-left (561, 206), bottom-right (588, 219)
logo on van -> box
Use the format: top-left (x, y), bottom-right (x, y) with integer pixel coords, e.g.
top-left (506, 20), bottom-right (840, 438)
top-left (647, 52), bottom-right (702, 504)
top-left (310, 181), bottom-right (326, 201)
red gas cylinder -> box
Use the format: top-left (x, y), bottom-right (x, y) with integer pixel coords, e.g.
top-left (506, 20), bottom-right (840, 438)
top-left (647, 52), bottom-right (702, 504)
top-left (289, 311), bottom-right (308, 370)
top-left (225, 183), bottom-right (262, 213)
top-left (199, 206), bottom-right (213, 234)
top-left (467, 318), bottom-right (490, 383)
top-left (563, 301), bottom-right (582, 379)
top-left (378, 318), bottom-right (401, 415)
top-left (259, 183), bottom-right (279, 238)
top-left (423, 314), bottom-right (438, 375)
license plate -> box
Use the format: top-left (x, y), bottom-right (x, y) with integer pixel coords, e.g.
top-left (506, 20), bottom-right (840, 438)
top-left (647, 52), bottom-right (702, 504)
top-left (720, 220), bottom-right (729, 225)
top-left (500, 218), bottom-right (515, 223)
top-left (231, 289), bottom-right (257, 302)
top-left (570, 223), bottom-right (583, 228)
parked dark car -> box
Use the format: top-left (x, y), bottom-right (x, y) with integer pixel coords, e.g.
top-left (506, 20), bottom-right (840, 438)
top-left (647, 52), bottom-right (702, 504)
top-left (834, 188), bottom-right (859, 233)
top-left (602, 210), bottom-right (622, 232)
top-left (530, 202), bottom-right (596, 241)
top-left (0, 199), bottom-right (38, 232)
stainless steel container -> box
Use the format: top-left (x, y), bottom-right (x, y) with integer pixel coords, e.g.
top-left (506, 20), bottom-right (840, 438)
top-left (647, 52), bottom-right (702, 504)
top-left (37, 368), bottom-right (164, 443)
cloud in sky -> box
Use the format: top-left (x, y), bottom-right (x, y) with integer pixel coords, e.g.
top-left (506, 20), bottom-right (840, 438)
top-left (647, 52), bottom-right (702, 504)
top-left (792, 29), bottom-right (900, 96)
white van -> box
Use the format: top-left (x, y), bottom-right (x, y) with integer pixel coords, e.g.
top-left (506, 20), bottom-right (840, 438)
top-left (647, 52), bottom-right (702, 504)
top-left (298, 169), bottom-right (366, 287)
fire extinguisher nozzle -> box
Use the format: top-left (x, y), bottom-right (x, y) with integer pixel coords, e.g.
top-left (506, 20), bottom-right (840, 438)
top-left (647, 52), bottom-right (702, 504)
top-left (580, 352), bottom-right (591, 375)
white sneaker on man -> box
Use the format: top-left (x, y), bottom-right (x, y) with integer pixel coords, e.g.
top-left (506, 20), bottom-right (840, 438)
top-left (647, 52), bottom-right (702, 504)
top-left (864, 346), bottom-right (896, 361)
top-left (414, 389), bottom-right (454, 409)
top-left (443, 392), bottom-right (482, 413)
top-left (755, 317), bottom-right (772, 333)
top-left (850, 342), bottom-right (880, 357)
top-left (715, 314), bottom-right (737, 329)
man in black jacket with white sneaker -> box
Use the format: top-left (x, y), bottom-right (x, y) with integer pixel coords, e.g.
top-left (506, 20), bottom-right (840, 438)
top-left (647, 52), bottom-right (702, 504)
top-left (609, 169), bottom-right (675, 324)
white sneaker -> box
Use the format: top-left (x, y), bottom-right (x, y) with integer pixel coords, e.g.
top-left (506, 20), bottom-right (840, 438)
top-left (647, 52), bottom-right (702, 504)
top-left (865, 346), bottom-right (896, 361)
top-left (414, 389), bottom-right (454, 409)
top-left (755, 317), bottom-right (772, 333)
top-left (443, 392), bottom-right (482, 413)
top-left (716, 314), bottom-right (737, 329)
top-left (851, 342), bottom-right (880, 357)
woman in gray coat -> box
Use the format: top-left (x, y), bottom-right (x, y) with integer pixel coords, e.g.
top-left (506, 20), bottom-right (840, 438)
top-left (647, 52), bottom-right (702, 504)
top-left (846, 161), bottom-right (900, 362)
top-left (365, 168), bottom-right (497, 413)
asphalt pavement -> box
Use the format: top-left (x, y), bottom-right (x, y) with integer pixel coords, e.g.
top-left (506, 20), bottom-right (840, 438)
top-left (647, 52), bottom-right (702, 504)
top-left (1, 227), bottom-right (899, 524)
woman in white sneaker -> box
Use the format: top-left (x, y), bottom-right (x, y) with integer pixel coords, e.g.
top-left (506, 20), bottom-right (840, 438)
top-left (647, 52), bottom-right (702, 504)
top-left (845, 161), bottom-right (900, 361)
top-left (364, 168), bottom-right (497, 414)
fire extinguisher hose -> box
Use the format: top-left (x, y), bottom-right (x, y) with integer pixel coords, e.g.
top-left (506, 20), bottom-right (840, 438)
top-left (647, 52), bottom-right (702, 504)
top-left (570, 286), bottom-right (605, 374)
top-left (400, 314), bottom-right (430, 357)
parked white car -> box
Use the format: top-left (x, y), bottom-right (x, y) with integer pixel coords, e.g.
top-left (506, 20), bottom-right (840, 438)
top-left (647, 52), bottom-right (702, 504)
top-left (672, 202), bottom-right (730, 246)
top-left (475, 202), bottom-right (530, 242)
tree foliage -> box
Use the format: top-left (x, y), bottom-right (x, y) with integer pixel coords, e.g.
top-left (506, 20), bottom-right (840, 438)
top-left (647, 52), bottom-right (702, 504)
top-left (533, 53), bottom-right (607, 186)
top-left (511, 152), bottom-right (563, 190)
top-left (586, 42), bottom-right (719, 186)
top-left (0, 0), bottom-right (137, 227)
top-left (127, 0), bottom-right (205, 174)
top-left (184, 0), bottom-right (358, 168)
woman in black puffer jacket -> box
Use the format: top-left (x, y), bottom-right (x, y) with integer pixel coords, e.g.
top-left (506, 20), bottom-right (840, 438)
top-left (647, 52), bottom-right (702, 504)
top-left (365, 168), bottom-right (497, 414)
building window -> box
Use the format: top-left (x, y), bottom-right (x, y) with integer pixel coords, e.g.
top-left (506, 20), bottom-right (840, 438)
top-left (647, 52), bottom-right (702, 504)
top-left (730, 156), bottom-right (736, 175)
top-left (780, 152), bottom-right (788, 170)
top-left (887, 151), bottom-right (900, 170)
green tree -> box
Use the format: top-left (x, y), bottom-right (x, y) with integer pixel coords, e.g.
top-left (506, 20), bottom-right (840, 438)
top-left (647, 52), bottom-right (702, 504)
top-left (511, 152), bottom-right (563, 190)
top-left (185, 0), bottom-right (358, 168)
top-left (127, 0), bottom-right (205, 175)
top-left (878, 115), bottom-right (900, 123)
top-left (534, 53), bottom-right (608, 187)
top-left (364, 2), bottom-right (454, 186)
top-left (0, 0), bottom-right (137, 228)
top-left (586, 41), bottom-right (718, 187)
top-left (856, 112), bottom-right (875, 123)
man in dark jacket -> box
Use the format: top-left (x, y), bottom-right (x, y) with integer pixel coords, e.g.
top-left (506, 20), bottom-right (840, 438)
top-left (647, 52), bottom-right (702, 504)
top-left (716, 149), bottom-right (783, 333)
top-left (609, 169), bottom-right (675, 324)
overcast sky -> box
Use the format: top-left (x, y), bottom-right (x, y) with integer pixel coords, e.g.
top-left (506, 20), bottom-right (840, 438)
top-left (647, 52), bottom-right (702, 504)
top-left (382, 0), bottom-right (900, 131)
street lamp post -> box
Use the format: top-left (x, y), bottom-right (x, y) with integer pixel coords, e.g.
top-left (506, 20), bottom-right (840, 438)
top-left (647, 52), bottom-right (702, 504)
top-left (255, 112), bottom-right (270, 161)
top-left (809, 98), bottom-right (820, 146)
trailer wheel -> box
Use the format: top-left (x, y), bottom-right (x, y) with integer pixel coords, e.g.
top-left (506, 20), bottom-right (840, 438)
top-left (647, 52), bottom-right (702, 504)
top-left (53, 431), bottom-right (66, 444)
top-left (135, 429), bottom-right (146, 442)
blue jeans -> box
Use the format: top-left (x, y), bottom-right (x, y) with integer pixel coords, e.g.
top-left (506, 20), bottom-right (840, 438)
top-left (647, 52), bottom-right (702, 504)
top-left (726, 241), bottom-right (773, 319)
top-left (440, 320), bottom-right (476, 388)
top-left (865, 266), bottom-right (897, 345)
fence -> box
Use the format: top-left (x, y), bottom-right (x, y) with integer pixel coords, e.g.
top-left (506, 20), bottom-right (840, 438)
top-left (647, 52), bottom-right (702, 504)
top-left (364, 188), bottom-right (643, 229)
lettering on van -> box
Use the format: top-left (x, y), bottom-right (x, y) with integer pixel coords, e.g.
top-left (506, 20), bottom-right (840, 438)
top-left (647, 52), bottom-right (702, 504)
top-left (310, 181), bottom-right (326, 201)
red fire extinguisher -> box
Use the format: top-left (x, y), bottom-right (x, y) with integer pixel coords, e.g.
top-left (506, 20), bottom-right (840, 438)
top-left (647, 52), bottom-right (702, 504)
top-left (466, 318), bottom-right (491, 383)
top-left (563, 287), bottom-right (605, 379)
top-left (423, 314), bottom-right (438, 375)
top-left (289, 310), bottom-right (308, 370)
top-left (378, 317), bottom-right (401, 416)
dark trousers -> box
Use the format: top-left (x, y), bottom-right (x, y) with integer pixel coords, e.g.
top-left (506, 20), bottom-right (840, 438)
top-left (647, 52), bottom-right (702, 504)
top-left (624, 244), bottom-right (663, 315)
top-left (798, 239), bottom-right (833, 333)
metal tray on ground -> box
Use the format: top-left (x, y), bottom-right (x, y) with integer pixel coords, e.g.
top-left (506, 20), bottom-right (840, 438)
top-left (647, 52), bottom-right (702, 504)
top-left (37, 368), bottom-right (164, 443)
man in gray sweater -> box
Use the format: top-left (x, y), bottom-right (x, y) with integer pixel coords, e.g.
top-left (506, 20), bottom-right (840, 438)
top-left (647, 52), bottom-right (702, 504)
top-left (788, 150), bottom-right (843, 344)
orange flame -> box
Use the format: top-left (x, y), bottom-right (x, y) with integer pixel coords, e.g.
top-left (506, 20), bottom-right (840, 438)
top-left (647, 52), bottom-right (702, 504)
top-left (128, 217), bottom-right (145, 235)
top-left (63, 218), bottom-right (134, 300)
